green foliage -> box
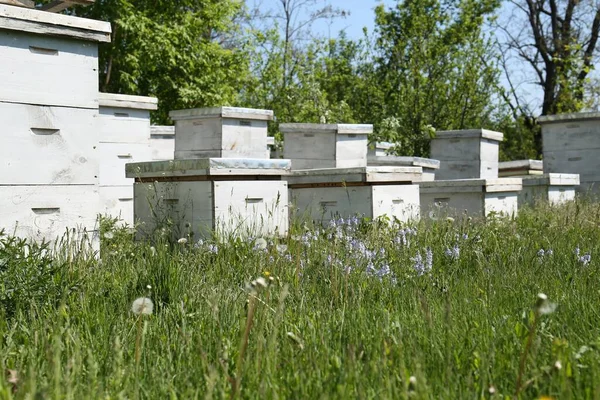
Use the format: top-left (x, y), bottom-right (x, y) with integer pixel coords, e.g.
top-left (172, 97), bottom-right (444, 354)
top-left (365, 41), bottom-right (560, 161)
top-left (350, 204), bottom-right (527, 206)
top-left (0, 231), bottom-right (63, 320)
top-left (372, 0), bottom-right (501, 156)
top-left (2, 202), bottom-right (600, 397)
top-left (45, 0), bottom-right (250, 124)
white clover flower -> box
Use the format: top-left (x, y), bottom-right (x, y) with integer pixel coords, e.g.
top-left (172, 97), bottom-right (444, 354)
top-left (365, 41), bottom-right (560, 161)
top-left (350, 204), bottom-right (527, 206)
top-left (254, 238), bottom-right (268, 250)
top-left (131, 297), bottom-right (154, 316)
top-left (536, 293), bottom-right (557, 315)
top-left (178, 237), bottom-right (188, 245)
top-left (103, 231), bottom-right (114, 240)
top-left (488, 386), bottom-right (496, 394)
top-left (253, 277), bottom-right (268, 288)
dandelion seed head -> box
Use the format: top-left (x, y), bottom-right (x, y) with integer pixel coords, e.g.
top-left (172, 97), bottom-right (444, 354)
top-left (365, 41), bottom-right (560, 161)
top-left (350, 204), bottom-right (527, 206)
top-left (177, 237), bottom-right (188, 245)
top-left (254, 238), bottom-right (268, 250)
top-left (131, 297), bottom-right (153, 316)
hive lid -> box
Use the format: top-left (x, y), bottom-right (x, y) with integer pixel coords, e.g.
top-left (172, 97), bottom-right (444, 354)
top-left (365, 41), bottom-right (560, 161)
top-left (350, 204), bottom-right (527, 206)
top-left (538, 112), bottom-right (600, 124)
top-left (522, 173), bottom-right (580, 186)
top-left (499, 159), bottom-right (543, 171)
top-left (280, 123), bottom-right (373, 135)
top-left (368, 155), bottom-right (440, 170)
top-left (419, 178), bottom-right (522, 193)
top-left (0, 3), bottom-right (111, 42)
top-left (169, 107), bottom-right (274, 121)
top-left (287, 166), bottom-right (422, 185)
top-left (126, 158), bottom-right (291, 179)
top-left (434, 129), bottom-right (504, 142)
top-left (99, 93), bottom-right (158, 111)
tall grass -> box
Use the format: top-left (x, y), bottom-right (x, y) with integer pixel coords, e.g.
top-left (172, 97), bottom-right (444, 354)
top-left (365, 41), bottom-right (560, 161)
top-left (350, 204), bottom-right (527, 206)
top-left (1, 199), bottom-right (600, 398)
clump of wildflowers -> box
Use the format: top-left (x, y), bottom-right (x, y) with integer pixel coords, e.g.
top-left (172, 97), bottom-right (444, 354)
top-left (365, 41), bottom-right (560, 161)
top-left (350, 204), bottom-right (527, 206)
top-left (445, 244), bottom-right (460, 261)
top-left (575, 247), bottom-right (591, 265)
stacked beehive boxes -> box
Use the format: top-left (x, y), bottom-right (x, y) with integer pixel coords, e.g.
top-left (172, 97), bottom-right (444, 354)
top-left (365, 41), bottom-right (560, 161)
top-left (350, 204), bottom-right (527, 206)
top-left (127, 107), bottom-right (290, 240)
top-left (0, 4), bottom-right (110, 242)
top-left (539, 112), bottom-right (600, 194)
top-left (499, 159), bottom-right (578, 206)
top-left (367, 142), bottom-right (440, 181)
top-left (423, 129), bottom-right (522, 218)
top-left (98, 93), bottom-right (157, 224)
top-left (282, 124), bottom-right (422, 224)
top-left (150, 125), bottom-right (175, 161)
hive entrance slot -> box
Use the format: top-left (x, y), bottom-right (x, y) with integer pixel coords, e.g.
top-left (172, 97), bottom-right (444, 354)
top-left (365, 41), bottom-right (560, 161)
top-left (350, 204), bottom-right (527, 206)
top-left (31, 128), bottom-right (60, 135)
top-left (29, 46), bottom-right (59, 56)
top-left (31, 207), bottom-right (60, 215)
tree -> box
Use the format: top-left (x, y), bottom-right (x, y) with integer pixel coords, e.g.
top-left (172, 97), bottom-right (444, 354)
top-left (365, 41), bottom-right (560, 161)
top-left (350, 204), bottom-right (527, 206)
top-left (372, 0), bottom-right (501, 156)
top-left (497, 0), bottom-right (600, 153)
top-left (43, 0), bottom-right (250, 124)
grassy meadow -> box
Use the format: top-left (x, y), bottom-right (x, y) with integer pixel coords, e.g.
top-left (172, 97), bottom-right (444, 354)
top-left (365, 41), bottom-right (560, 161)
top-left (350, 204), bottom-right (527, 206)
top-left (1, 200), bottom-right (600, 399)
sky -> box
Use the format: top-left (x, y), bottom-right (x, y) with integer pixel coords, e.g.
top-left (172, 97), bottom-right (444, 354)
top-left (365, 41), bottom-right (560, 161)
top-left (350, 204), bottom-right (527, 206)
top-left (249, 0), bottom-right (396, 40)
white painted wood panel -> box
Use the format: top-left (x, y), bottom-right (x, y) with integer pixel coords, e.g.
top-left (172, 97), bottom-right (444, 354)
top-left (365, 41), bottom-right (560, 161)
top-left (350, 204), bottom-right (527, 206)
top-left (484, 192), bottom-right (518, 217)
top-left (336, 135), bottom-right (368, 161)
top-left (371, 184), bottom-right (420, 222)
top-left (98, 142), bottom-right (152, 186)
top-left (173, 116), bottom-right (269, 159)
top-left (134, 181), bottom-right (214, 240)
top-left (0, 102), bottom-right (98, 184)
top-left (0, 185), bottom-right (99, 242)
top-left (98, 106), bottom-right (151, 144)
top-left (0, 31), bottom-right (99, 108)
top-left (134, 180), bottom-right (288, 240)
top-left (543, 149), bottom-right (600, 183)
top-left (213, 181), bottom-right (288, 237)
top-left (290, 186), bottom-right (373, 223)
top-left (99, 185), bottom-right (134, 225)
top-left (283, 132), bottom-right (336, 161)
top-left (421, 191), bottom-right (484, 219)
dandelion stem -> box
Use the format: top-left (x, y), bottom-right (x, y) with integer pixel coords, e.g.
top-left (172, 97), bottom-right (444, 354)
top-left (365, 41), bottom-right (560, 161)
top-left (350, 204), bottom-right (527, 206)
top-left (515, 312), bottom-right (539, 398)
top-left (231, 296), bottom-right (257, 399)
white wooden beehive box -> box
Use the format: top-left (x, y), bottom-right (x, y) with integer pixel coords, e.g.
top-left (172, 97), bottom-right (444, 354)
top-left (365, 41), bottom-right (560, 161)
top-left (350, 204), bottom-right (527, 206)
top-left (0, 4), bottom-right (110, 109)
top-left (0, 102), bottom-right (99, 184)
top-left (539, 112), bottom-right (600, 194)
top-left (126, 158), bottom-right (290, 240)
top-left (430, 129), bottom-right (504, 180)
top-left (281, 123), bottom-right (372, 170)
top-left (519, 174), bottom-right (579, 206)
top-left (150, 125), bottom-right (175, 160)
top-left (99, 185), bottom-right (134, 224)
top-left (287, 166), bottom-right (422, 224)
top-left (368, 144), bottom-right (440, 182)
top-left (499, 159), bottom-right (543, 177)
top-left (169, 107), bottom-right (273, 160)
top-left (419, 178), bottom-right (522, 219)
top-left (98, 93), bottom-right (157, 144)
top-left (0, 185), bottom-right (100, 242)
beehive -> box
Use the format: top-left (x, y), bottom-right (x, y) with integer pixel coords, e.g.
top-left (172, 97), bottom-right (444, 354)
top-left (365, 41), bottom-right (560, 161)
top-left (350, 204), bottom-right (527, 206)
top-left (287, 166), bottom-right (422, 224)
top-left (368, 143), bottom-right (440, 181)
top-left (499, 159), bottom-right (543, 177)
top-left (519, 174), bottom-right (579, 206)
top-left (281, 123), bottom-right (372, 169)
top-left (430, 129), bottom-right (504, 180)
top-left (170, 107), bottom-right (273, 160)
top-left (539, 112), bottom-right (600, 194)
top-left (126, 158), bottom-right (290, 240)
top-left (0, 4), bottom-right (110, 243)
top-left (97, 93), bottom-right (157, 223)
top-left (150, 125), bottom-right (175, 161)
top-left (419, 178), bottom-right (522, 219)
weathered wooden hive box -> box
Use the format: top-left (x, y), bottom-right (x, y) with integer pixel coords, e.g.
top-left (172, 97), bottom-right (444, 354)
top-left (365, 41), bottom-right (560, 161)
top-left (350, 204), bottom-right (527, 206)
top-left (499, 159), bottom-right (543, 177)
top-left (367, 143), bottom-right (440, 181)
top-left (539, 112), bottom-right (600, 194)
top-left (430, 129), bottom-right (504, 180)
top-left (419, 178), bottom-right (522, 219)
top-left (150, 125), bottom-right (175, 160)
top-left (519, 174), bottom-right (579, 206)
top-left (0, 4), bottom-right (110, 242)
top-left (287, 166), bottom-right (422, 224)
top-left (281, 123), bottom-right (372, 169)
top-left (170, 107), bottom-right (273, 160)
top-left (126, 158), bottom-right (290, 239)
top-left (98, 93), bottom-right (157, 223)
